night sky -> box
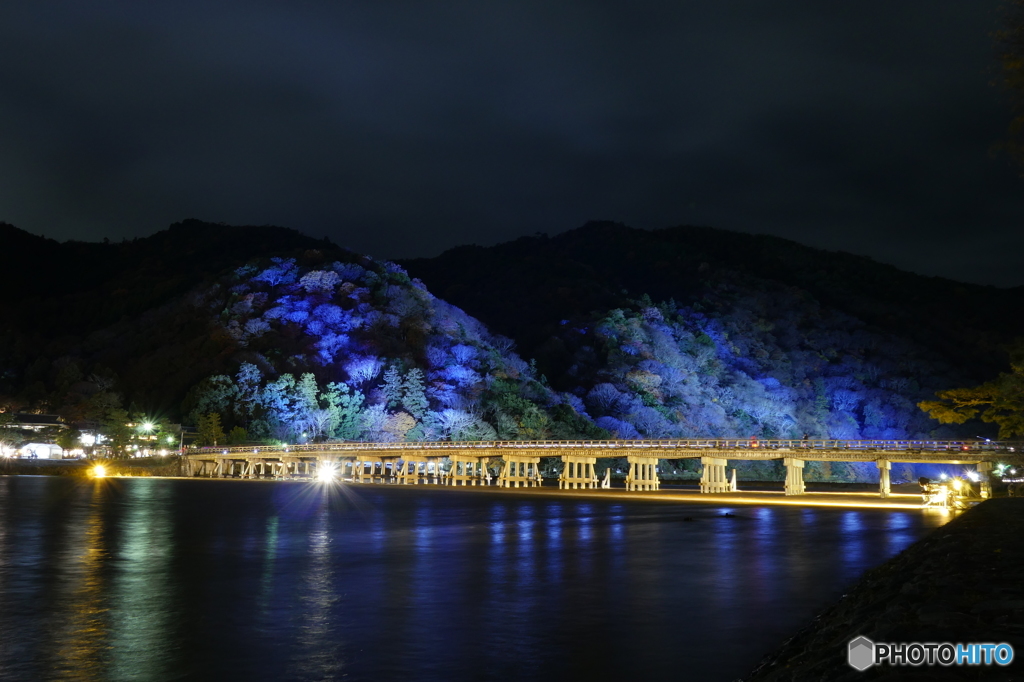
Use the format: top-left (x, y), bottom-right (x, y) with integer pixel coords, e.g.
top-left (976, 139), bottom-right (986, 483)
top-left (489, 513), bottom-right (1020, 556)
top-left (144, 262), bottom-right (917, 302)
top-left (3, 1), bottom-right (1023, 286)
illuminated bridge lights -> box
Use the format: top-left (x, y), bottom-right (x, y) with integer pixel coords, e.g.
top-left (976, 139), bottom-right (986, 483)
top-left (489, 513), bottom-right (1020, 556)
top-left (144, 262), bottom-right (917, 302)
top-left (188, 438), bottom-right (1019, 456)
top-left (180, 439), bottom-right (1004, 504)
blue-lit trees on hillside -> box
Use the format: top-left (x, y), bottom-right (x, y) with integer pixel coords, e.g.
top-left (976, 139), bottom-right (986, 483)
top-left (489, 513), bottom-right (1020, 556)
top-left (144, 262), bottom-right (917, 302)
top-left (186, 250), bottom-right (955, 473)
top-left (556, 289), bottom-right (954, 444)
top-left (185, 255), bottom-right (596, 442)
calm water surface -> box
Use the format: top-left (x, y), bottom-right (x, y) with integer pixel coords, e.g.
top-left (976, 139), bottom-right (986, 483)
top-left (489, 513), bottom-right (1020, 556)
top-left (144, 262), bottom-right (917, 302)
top-left (0, 476), bottom-right (948, 681)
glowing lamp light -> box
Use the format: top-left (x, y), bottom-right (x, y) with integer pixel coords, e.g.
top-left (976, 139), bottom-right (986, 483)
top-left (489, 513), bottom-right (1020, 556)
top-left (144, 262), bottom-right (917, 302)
top-left (92, 465), bottom-right (107, 478)
top-left (952, 478), bottom-right (962, 491)
top-left (142, 422), bottom-right (154, 432)
top-left (317, 462), bottom-right (337, 483)
top-left (939, 473), bottom-right (947, 480)
top-left (967, 471), bottom-right (980, 482)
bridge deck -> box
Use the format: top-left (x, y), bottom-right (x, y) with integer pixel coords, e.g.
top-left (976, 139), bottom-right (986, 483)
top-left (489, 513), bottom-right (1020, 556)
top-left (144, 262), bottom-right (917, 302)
top-left (185, 438), bottom-right (1015, 464)
top-left (178, 438), bottom-right (1011, 501)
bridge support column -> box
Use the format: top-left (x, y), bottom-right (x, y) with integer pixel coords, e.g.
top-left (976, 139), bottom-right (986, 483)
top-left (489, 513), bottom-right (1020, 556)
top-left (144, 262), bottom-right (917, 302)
top-left (783, 458), bottom-right (805, 496)
top-left (449, 455), bottom-right (487, 486)
top-left (351, 458), bottom-right (367, 483)
top-left (559, 456), bottom-right (597, 489)
top-left (399, 458), bottom-right (437, 484)
top-left (626, 456), bottom-right (660, 492)
top-left (877, 460), bottom-right (891, 499)
top-left (499, 456), bottom-right (542, 487)
top-left (700, 457), bottom-right (729, 493)
top-left (977, 461), bottom-right (993, 499)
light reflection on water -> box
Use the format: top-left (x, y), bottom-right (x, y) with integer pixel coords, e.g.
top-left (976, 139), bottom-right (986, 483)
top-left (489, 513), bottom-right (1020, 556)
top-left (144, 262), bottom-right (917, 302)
top-left (0, 477), bottom-right (950, 682)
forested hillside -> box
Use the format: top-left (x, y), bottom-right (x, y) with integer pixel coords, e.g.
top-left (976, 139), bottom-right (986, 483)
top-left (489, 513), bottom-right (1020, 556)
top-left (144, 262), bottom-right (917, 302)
top-left (404, 222), bottom-right (1024, 443)
top-left (2, 219), bottom-right (1016, 463)
top-left (0, 222), bottom-right (602, 443)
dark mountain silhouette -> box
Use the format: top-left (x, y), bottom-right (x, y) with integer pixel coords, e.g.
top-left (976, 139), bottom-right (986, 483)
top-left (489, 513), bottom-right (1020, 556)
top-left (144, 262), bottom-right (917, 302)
top-left (0, 220), bottom-right (339, 414)
top-left (402, 221), bottom-right (1024, 384)
top-left (2, 219), bottom-right (333, 336)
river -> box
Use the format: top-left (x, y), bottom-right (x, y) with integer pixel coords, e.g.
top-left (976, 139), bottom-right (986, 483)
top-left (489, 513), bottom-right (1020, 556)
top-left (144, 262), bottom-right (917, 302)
top-left (0, 476), bottom-right (948, 681)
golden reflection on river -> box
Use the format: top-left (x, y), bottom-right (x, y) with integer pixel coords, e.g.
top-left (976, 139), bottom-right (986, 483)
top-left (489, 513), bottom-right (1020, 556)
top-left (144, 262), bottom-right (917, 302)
top-left (52, 481), bottom-right (111, 681)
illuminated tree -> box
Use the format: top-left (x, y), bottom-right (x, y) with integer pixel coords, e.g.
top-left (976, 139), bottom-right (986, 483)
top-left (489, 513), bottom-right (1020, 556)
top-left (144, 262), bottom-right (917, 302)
top-left (56, 428), bottom-right (80, 454)
top-left (102, 408), bottom-right (133, 457)
top-left (323, 382), bottom-right (365, 441)
top-left (380, 365), bottom-right (403, 409)
top-left (196, 413), bottom-right (226, 447)
top-left (383, 411), bottom-right (416, 440)
top-left (227, 426), bottom-right (248, 445)
top-left (919, 357), bottom-right (1024, 438)
top-left (401, 369), bottom-right (428, 419)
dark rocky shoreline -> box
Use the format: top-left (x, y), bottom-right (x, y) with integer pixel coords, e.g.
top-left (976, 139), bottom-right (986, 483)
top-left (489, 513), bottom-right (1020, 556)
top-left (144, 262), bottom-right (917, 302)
top-left (743, 498), bottom-right (1024, 681)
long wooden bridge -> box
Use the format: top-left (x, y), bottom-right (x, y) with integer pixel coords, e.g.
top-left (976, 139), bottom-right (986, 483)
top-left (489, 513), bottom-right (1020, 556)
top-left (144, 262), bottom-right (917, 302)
top-left (182, 439), bottom-right (1017, 498)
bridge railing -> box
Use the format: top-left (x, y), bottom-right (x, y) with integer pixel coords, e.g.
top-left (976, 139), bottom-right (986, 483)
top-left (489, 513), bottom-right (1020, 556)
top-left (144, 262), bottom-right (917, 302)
top-left (187, 439), bottom-right (1020, 456)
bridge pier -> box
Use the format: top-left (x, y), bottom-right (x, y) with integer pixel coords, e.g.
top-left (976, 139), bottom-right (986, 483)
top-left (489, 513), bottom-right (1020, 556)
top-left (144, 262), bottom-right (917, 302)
top-left (783, 458), bottom-right (805, 496)
top-left (395, 460), bottom-right (410, 484)
top-left (977, 461), bottom-right (993, 499)
top-left (700, 457), bottom-right (730, 493)
top-left (877, 460), bottom-right (891, 499)
top-left (626, 456), bottom-right (660, 491)
top-left (499, 455), bottom-right (541, 487)
top-left (350, 458), bottom-right (372, 483)
top-left (397, 457), bottom-right (443, 484)
top-left (448, 455), bottom-right (489, 486)
top-left (559, 456), bottom-right (597, 489)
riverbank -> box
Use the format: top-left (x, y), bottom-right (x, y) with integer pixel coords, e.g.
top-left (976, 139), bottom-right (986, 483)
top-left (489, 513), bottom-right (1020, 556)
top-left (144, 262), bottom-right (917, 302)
top-left (743, 497), bottom-right (1024, 681)
top-left (0, 457), bottom-right (181, 478)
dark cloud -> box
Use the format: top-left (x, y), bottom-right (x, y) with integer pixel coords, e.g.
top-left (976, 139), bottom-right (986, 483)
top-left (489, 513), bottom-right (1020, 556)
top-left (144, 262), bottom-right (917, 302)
top-left (1, 0), bottom-right (1022, 285)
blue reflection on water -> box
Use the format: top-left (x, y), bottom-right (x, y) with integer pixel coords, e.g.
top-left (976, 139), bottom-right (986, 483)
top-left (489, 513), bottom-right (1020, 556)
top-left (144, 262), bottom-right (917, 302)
top-left (839, 512), bottom-right (866, 571)
top-left (752, 507), bottom-right (777, 592)
top-left (842, 512), bottom-right (864, 532)
top-left (576, 504), bottom-right (594, 543)
top-left (711, 509), bottom-right (739, 612)
top-left (608, 503), bottom-right (625, 541)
